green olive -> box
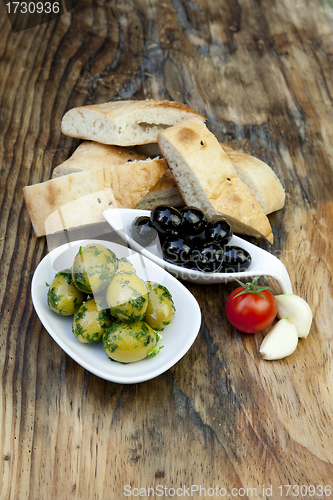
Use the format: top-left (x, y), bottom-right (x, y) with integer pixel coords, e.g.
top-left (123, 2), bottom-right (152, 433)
top-left (102, 321), bottom-right (162, 363)
top-left (47, 269), bottom-right (86, 316)
top-left (144, 281), bottom-right (175, 330)
top-left (93, 257), bottom-right (135, 310)
top-left (116, 257), bottom-right (135, 274)
top-left (72, 298), bottom-right (112, 344)
top-left (106, 271), bottom-right (149, 323)
top-left (72, 243), bottom-right (118, 294)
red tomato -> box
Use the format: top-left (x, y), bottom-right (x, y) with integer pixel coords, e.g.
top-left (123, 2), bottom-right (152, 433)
top-left (225, 283), bottom-right (277, 334)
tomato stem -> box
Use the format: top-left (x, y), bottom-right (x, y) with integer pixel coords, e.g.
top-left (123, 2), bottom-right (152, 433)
top-left (232, 276), bottom-right (274, 300)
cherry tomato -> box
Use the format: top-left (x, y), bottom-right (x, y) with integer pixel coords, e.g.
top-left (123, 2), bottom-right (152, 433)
top-left (225, 278), bottom-right (277, 334)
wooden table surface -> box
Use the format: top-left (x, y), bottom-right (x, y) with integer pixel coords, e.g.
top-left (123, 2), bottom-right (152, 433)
top-left (1, 0), bottom-right (333, 498)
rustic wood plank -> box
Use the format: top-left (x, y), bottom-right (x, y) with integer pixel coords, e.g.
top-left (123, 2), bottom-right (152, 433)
top-left (1, 0), bottom-right (333, 498)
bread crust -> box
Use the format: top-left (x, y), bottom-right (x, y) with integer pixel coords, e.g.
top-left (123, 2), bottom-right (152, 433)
top-left (220, 144), bottom-right (285, 215)
top-left (73, 99), bottom-right (206, 119)
top-left (110, 159), bottom-right (168, 208)
top-left (158, 119), bottom-right (273, 243)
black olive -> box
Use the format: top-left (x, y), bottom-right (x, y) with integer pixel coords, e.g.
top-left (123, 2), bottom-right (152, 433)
top-left (221, 246), bottom-right (252, 273)
top-left (134, 216), bottom-right (153, 228)
top-left (150, 205), bottom-right (183, 236)
top-left (131, 216), bottom-right (158, 247)
top-left (194, 242), bottom-right (224, 273)
top-left (180, 206), bottom-right (207, 236)
top-left (162, 236), bottom-right (193, 267)
top-left (205, 216), bottom-right (233, 246)
top-left (189, 234), bottom-right (206, 249)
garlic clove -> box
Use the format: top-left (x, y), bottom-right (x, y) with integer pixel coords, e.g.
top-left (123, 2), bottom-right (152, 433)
top-left (274, 294), bottom-right (313, 338)
top-left (259, 318), bottom-right (298, 360)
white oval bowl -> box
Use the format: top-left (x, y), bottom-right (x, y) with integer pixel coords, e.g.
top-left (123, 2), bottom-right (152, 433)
top-left (31, 239), bottom-right (202, 384)
top-left (103, 208), bottom-right (293, 294)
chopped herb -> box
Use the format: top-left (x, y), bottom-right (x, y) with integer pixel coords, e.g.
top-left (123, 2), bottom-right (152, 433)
top-left (147, 345), bottom-right (163, 358)
top-left (91, 246), bottom-right (102, 257)
top-left (73, 322), bottom-right (84, 338)
top-left (47, 288), bottom-right (61, 310)
top-left (144, 335), bottom-right (152, 346)
top-left (132, 295), bottom-right (146, 309)
top-left (97, 310), bottom-right (111, 328)
top-left (74, 304), bottom-right (87, 321)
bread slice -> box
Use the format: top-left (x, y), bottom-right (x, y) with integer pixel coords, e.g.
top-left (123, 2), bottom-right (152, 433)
top-left (110, 159), bottom-right (168, 208)
top-left (52, 141), bottom-right (147, 178)
top-left (44, 188), bottom-right (117, 236)
top-left (158, 119), bottom-right (273, 243)
top-left (136, 170), bottom-right (184, 210)
top-left (61, 100), bottom-right (206, 147)
top-left (221, 144), bottom-right (285, 215)
top-left (23, 159), bottom-right (167, 236)
top-left (52, 140), bottom-right (182, 210)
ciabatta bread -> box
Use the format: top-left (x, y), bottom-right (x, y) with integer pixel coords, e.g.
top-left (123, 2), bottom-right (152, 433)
top-left (23, 159), bottom-right (167, 236)
top-left (136, 170), bottom-right (184, 210)
top-left (158, 119), bottom-right (273, 243)
top-left (61, 100), bottom-right (206, 147)
top-left (52, 141), bottom-right (147, 178)
top-left (110, 159), bottom-right (168, 208)
top-left (221, 144), bottom-right (285, 215)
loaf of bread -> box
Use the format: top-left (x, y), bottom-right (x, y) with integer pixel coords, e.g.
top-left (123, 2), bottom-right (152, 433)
top-left (52, 141), bottom-right (147, 178)
top-left (221, 144), bottom-right (285, 215)
top-left (61, 100), bottom-right (206, 147)
top-left (158, 119), bottom-right (274, 243)
top-left (136, 170), bottom-right (184, 210)
top-left (23, 159), bottom-right (167, 236)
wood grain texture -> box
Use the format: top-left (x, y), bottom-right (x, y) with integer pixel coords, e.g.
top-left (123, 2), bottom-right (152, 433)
top-left (1, 0), bottom-right (333, 498)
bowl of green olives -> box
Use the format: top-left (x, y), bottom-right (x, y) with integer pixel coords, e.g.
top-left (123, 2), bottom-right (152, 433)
top-left (103, 208), bottom-right (293, 293)
top-left (31, 240), bottom-right (201, 383)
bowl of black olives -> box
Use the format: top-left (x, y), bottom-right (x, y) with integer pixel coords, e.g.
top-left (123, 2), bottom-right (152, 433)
top-left (103, 206), bottom-right (293, 292)
top-left (145, 205), bottom-right (252, 274)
